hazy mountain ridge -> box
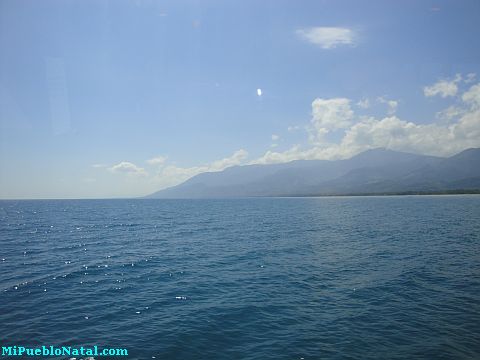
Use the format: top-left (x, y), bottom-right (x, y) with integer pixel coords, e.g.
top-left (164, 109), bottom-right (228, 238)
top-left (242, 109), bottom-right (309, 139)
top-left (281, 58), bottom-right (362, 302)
top-left (148, 148), bottom-right (480, 198)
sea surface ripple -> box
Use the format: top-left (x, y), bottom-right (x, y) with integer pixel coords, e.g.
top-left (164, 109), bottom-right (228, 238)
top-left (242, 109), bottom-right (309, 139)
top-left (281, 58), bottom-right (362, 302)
top-left (0, 196), bottom-right (479, 359)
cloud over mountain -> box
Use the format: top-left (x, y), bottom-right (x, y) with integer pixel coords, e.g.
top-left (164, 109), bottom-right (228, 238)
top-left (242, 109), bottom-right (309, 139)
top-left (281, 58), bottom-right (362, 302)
top-left (102, 74), bottom-right (480, 193)
top-left (252, 76), bottom-right (480, 165)
top-left (109, 162), bottom-right (147, 177)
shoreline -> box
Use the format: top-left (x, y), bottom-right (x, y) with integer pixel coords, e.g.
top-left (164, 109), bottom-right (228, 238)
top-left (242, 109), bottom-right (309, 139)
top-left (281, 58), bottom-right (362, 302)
top-left (2, 190), bottom-right (480, 201)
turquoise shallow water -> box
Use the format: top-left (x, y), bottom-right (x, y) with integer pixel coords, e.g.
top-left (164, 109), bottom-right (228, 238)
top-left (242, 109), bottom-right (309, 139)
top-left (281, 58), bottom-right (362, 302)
top-left (1, 196), bottom-right (479, 359)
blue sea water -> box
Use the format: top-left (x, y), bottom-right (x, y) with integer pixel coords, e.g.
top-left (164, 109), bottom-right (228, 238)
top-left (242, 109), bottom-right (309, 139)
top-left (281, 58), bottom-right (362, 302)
top-left (0, 196), bottom-right (479, 360)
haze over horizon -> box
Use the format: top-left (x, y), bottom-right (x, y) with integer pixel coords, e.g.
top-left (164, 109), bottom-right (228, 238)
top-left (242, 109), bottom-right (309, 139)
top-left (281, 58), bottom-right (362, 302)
top-left (1, 0), bottom-right (480, 199)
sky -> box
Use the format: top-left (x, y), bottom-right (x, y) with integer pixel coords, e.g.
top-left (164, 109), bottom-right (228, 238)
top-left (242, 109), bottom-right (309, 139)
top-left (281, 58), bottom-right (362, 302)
top-left (1, 0), bottom-right (480, 199)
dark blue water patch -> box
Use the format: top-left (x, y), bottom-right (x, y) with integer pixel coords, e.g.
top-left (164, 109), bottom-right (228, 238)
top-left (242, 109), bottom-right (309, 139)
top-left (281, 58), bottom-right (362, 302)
top-left (0, 196), bottom-right (479, 359)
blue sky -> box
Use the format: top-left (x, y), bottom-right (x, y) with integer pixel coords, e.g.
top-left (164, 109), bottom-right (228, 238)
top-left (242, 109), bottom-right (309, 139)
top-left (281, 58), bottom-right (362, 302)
top-left (1, 0), bottom-right (480, 198)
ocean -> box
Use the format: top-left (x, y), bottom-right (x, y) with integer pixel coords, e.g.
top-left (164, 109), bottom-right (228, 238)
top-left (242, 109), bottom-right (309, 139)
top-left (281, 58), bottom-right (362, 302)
top-left (1, 196), bottom-right (479, 359)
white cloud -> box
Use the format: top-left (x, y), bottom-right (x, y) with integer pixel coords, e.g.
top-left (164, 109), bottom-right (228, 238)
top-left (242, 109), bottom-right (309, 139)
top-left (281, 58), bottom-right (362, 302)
top-left (271, 134), bottom-right (280, 141)
top-left (309, 98), bottom-right (353, 143)
top-left (252, 145), bottom-right (304, 165)
top-left (253, 113), bottom-right (480, 164)
top-left (92, 164), bottom-right (107, 168)
top-left (287, 125), bottom-right (301, 132)
top-left (424, 74), bottom-right (462, 98)
top-left (339, 116), bottom-right (457, 156)
top-left (109, 162), bottom-right (148, 177)
top-left (436, 106), bottom-right (466, 121)
top-left (209, 149), bottom-right (248, 171)
top-left (387, 100), bottom-right (398, 115)
top-left (465, 73), bottom-right (476, 84)
top-left (462, 83), bottom-right (480, 109)
top-left (296, 27), bottom-right (355, 49)
top-left (357, 98), bottom-right (370, 109)
top-left (146, 155), bottom-right (167, 166)
top-left (377, 97), bottom-right (398, 115)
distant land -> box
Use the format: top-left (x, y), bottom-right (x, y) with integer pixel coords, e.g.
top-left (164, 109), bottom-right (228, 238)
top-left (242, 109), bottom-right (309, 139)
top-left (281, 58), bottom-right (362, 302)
top-left (147, 148), bottom-right (480, 198)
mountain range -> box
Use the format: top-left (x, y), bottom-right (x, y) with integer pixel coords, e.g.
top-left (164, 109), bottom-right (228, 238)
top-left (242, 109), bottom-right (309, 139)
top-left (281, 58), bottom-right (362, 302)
top-left (147, 148), bottom-right (480, 198)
